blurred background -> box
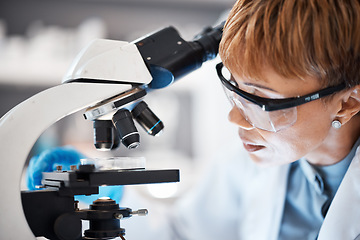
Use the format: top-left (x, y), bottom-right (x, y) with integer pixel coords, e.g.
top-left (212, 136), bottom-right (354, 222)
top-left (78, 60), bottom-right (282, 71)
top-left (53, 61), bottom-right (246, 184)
top-left (0, 0), bottom-right (239, 239)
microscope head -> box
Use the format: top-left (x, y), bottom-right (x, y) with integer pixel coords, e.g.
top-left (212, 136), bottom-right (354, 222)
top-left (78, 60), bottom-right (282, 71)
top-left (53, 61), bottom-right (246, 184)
top-left (61, 38), bottom-right (165, 151)
top-left (63, 22), bottom-right (223, 152)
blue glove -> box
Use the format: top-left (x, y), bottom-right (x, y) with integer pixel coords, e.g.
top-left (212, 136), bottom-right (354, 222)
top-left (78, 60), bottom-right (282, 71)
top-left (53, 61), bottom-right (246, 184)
top-left (27, 146), bottom-right (83, 190)
top-left (26, 146), bottom-right (124, 204)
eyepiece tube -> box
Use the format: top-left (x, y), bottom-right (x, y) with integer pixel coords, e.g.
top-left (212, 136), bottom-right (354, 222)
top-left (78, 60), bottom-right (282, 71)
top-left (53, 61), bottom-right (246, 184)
top-left (132, 101), bottom-right (164, 136)
top-left (192, 21), bottom-right (224, 62)
top-left (135, 21), bottom-right (223, 87)
top-left (112, 109), bottom-right (140, 149)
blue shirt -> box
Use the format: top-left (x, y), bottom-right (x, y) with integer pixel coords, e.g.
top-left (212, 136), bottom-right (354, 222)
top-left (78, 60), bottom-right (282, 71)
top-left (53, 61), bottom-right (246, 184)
top-left (278, 137), bottom-right (360, 240)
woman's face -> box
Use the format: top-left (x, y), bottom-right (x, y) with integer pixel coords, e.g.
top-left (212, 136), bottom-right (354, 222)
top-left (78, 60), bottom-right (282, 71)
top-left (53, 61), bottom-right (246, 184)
top-left (228, 66), bottom-right (341, 166)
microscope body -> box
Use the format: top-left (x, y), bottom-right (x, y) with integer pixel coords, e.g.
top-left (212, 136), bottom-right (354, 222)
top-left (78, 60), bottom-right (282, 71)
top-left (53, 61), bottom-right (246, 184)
top-left (0, 41), bottom-right (151, 239)
top-left (0, 23), bottom-right (223, 239)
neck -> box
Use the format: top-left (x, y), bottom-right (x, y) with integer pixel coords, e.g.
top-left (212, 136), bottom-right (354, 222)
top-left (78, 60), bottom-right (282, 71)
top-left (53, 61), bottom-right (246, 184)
top-left (306, 115), bottom-right (360, 166)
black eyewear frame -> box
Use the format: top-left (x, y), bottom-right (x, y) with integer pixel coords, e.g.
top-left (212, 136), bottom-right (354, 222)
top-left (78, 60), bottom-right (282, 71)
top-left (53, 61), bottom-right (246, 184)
top-left (216, 62), bottom-right (347, 111)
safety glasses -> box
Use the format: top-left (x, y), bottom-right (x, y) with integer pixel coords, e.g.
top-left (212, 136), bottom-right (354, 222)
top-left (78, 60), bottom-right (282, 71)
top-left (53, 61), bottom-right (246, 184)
top-left (216, 62), bottom-right (346, 132)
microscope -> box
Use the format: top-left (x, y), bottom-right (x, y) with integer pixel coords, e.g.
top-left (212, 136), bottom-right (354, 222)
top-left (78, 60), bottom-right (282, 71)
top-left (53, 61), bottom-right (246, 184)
top-left (0, 22), bottom-right (223, 239)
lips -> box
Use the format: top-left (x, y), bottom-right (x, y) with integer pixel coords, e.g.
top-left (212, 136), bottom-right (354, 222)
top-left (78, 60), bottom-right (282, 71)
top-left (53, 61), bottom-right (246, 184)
top-left (238, 129), bottom-right (266, 152)
top-left (240, 135), bottom-right (265, 152)
top-left (243, 142), bottom-right (265, 152)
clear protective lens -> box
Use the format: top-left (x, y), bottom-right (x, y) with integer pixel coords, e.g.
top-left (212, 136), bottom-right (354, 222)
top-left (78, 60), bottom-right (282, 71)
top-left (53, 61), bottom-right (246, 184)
top-left (223, 86), bottom-right (297, 132)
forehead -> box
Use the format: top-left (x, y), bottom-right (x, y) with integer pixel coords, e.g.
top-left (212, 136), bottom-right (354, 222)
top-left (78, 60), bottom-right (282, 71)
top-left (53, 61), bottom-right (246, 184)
top-left (230, 64), bottom-right (323, 98)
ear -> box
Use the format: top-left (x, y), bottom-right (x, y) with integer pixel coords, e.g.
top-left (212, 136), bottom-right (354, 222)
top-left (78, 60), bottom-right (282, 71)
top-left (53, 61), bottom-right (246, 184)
top-left (336, 85), bottom-right (360, 125)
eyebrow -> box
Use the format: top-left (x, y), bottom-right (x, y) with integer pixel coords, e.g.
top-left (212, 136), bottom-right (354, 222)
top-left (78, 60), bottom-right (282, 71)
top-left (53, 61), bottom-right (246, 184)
top-left (229, 73), bottom-right (279, 93)
top-left (243, 82), bottom-right (279, 93)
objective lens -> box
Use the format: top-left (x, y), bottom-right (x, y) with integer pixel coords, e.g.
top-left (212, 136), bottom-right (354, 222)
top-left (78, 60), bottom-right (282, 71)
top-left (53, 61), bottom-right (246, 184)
top-left (132, 101), bottom-right (164, 136)
top-left (93, 120), bottom-right (115, 150)
top-left (111, 128), bottom-right (121, 150)
top-left (112, 109), bottom-right (140, 149)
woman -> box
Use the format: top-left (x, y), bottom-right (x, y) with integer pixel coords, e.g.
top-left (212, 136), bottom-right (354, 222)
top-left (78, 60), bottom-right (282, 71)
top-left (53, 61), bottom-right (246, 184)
top-left (171, 0), bottom-right (360, 239)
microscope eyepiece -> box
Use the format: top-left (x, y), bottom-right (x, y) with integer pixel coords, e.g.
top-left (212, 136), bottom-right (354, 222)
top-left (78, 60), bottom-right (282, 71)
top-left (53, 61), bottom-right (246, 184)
top-left (132, 101), bottom-right (164, 136)
top-left (192, 21), bottom-right (224, 62)
top-left (112, 109), bottom-right (140, 149)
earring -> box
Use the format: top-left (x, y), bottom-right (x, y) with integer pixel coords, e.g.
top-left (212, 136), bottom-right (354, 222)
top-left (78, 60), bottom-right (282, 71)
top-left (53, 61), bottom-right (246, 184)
top-left (332, 120), bottom-right (342, 129)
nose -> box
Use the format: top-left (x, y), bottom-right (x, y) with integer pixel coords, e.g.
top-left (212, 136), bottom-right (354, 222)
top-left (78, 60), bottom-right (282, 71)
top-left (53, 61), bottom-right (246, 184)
top-left (228, 106), bottom-right (254, 130)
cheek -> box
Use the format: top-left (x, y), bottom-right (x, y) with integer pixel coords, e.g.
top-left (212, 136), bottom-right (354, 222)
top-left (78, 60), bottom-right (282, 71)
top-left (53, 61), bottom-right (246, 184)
top-left (261, 102), bottom-right (333, 163)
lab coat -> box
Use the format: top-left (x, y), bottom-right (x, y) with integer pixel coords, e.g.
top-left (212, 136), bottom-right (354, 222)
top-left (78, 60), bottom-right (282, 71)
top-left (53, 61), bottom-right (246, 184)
top-left (170, 140), bottom-right (360, 240)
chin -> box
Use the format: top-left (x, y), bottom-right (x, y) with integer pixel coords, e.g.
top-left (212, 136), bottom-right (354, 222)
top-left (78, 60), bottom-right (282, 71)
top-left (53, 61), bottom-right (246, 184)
top-left (249, 156), bottom-right (276, 167)
top-left (248, 153), bottom-right (292, 167)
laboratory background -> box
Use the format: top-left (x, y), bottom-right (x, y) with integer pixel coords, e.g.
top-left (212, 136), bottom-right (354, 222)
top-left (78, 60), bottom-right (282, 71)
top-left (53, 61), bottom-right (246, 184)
top-left (0, 0), bottom-right (238, 239)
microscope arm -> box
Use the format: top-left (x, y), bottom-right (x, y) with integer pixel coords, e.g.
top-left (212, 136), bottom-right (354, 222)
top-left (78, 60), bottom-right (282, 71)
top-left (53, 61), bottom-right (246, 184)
top-left (0, 83), bottom-right (140, 239)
